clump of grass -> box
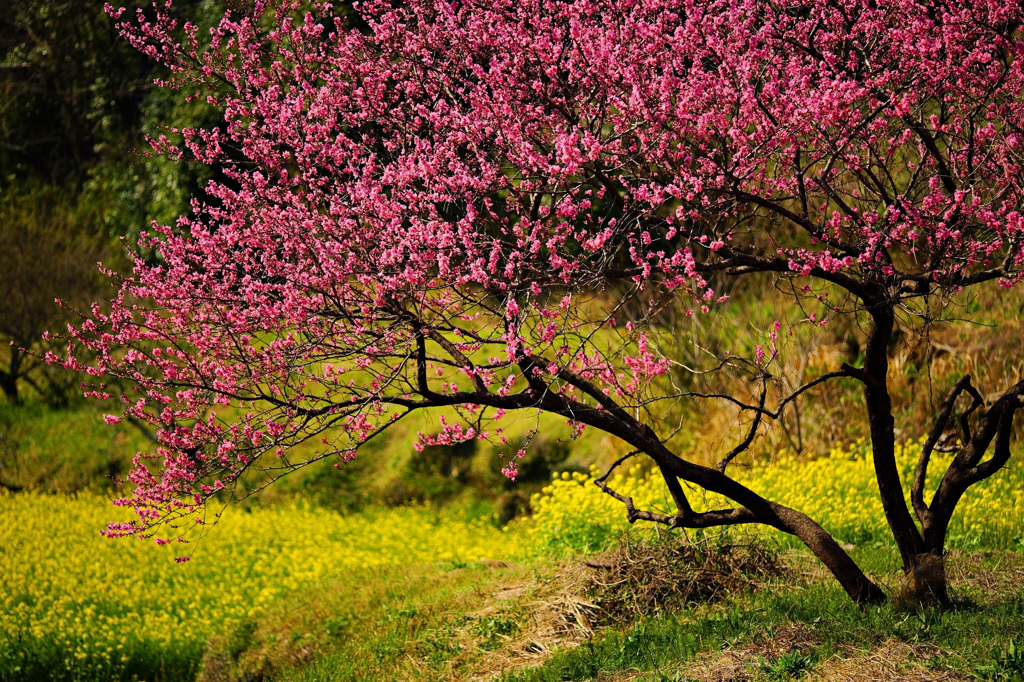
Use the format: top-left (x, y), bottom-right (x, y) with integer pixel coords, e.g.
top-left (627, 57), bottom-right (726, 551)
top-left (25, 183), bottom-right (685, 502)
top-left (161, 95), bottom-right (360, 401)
top-left (760, 649), bottom-right (815, 680)
top-left (473, 616), bottom-right (521, 651)
top-left (975, 636), bottom-right (1024, 680)
top-left (579, 534), bottom-right (781, 626)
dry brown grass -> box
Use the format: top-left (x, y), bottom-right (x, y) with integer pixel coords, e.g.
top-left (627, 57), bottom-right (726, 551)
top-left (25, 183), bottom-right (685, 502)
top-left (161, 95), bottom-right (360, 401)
top-left (576, 536), bottom-right (782, 626)
top-left (461, 536), bottom-right (783, 680)
top-left (668, 623), bottom-right (819, 682)
top-left (945, 549), bottom-right (1024, 597)
top-left (642, 280), bottom-right (1024, 471)
top-left (457, 568), bottom-right (598, 680)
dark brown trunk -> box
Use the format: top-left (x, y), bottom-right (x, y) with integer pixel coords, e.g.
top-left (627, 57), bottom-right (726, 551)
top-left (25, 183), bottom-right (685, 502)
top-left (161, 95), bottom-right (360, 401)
top-left (863, 311), bottom-right (925, 570)
top-left (920, 381), bottom-right (1024, 566)
top-left (921, 479), bottom-right (965, 555)
top-left (538, 383), bottom-right (889, 605)
top-left (643, 434), bottom-right (887, 605)
top-left (898, 552), bottom-right (948, 606)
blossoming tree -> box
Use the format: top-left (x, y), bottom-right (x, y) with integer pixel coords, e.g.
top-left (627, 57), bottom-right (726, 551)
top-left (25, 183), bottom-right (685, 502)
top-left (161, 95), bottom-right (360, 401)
top-left (65, 0), bottom-right (1024, 604)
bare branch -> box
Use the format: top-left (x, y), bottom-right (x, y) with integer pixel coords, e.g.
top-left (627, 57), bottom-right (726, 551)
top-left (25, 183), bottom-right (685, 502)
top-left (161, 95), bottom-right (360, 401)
top-left (593, 476), bottom-right (760, 529)
top-left (912, 375), bottom-right (978, 525)
top-left (717, 380), bottom-right (768, 473)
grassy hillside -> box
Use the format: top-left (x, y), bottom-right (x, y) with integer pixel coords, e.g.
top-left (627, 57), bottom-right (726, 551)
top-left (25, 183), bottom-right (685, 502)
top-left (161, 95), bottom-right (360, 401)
top-left (0, 493), bottom-right (526, 681)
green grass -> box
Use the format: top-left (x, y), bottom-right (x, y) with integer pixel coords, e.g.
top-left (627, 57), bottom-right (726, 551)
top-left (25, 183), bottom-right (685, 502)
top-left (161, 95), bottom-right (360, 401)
top-left (197, 561), bottom-right (535, 682)
top-left (179, 543), bottom-right (1024, 682)
top-left (0, 401), bottom-right (152, 493)
top-left (275, 563), bottom-right (539, 682)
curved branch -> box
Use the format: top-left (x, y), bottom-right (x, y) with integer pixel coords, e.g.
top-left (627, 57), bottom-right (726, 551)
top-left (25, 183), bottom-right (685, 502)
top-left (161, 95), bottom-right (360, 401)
top-left (770, 366), bottom-right (864, 418)
top-left (923, 379), bottom-right (1024, 552)
top-left (594, 477), bottom-right (761, 529)
top-left (717, 380), bottom-right (768, 472)
top-left (912, 375), bottom-right (980, 525)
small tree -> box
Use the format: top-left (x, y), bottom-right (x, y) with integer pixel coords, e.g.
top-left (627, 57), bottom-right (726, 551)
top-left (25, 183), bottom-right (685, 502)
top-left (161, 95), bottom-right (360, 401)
top-left (66, 0), bottom-right (1024, 604)
top-left (0, 188), bottom-right (110, 405)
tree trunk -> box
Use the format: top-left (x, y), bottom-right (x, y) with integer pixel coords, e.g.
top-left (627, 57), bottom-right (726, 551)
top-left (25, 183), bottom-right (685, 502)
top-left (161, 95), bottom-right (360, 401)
top-left (0, 346), bottom-right (21, 404)
top-left (773, 504), bottom-right (887, 605)
top-left (547, 383), bottom-right (890, 605)
top-left (863, 311), bottom-right (925, 571)
top-left (898, 552), bottom-right (948, 606)
top-left (909, 380), bottom-right (1024, 605)
top-left (643, 437), bottom-right (888, 605)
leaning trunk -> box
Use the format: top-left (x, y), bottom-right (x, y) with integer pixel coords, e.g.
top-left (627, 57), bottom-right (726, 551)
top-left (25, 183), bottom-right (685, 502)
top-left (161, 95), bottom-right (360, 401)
top-left (634, 422), bottom-right (889, 605)
top-left (772, 504), bottom-right (887, 605)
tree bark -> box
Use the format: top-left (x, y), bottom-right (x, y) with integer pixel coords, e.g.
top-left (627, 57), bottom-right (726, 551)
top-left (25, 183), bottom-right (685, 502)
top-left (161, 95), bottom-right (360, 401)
top-left (900, 552), bottom-right (948, 605)
top-left (923, 381), bottom-right (1024, 556)
top-left (538, 366), bottom-right (890, 604)
top-left (637, 425), bottom-right (887, 605)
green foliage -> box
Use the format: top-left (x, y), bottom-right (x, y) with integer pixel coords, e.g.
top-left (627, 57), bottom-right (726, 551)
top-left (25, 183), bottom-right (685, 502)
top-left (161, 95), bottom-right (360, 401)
top-left (0, 0), bottom-right (151, 187)
top-left (472, 616), bottom-right (520, 651)
top-left (0, 187), bottom-right (119, 405)
top-left (0, 0), bottom-right (235, 403)
top-left (487, 436), bottom-right (572, 488)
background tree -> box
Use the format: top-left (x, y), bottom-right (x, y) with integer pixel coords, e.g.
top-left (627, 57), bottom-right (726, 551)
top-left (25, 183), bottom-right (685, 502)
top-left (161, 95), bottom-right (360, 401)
top-left (0, 0), bottom-right (223, 403)
top-left (0, 189), bottom-right (112, 405)
top-left (66, 0), bottom-right (1024, 605)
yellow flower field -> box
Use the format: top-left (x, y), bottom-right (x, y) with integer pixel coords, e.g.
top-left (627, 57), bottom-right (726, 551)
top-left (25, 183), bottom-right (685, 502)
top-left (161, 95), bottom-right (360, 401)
top-left (0, 495), bottom-right (526, 681)
top-left (529, 438), bottom-right (1024, 553)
